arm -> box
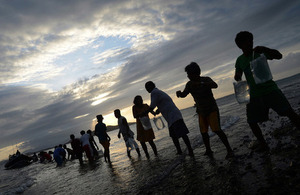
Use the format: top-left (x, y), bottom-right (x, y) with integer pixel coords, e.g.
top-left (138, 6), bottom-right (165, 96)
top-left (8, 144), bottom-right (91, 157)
top-left (234, 69), bottom-right (243, 81)
top-left (254, 46), bottom-right (282, 60)
top-left (176, 83), bottom-right (189, 98)
top-left (91, 137), bottom-right (99, 150)
top-left (117, 129), bottom-right (121, 139)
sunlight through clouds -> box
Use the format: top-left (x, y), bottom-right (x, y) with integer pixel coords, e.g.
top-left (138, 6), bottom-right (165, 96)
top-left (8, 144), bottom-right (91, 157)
top-left (1, 0), bottom-right (300, 161)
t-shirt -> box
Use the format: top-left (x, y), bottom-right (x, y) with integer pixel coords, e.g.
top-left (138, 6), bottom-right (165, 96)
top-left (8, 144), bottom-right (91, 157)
top-left (118, 116), bottom-right (134, 141)
top-left (183, 77), bottom-right (218, 116)
top-left (150, 88), bottom-right (182, 127)
top-left (71, 138), bottom-right (82, 153)
top-left (53, 147), bottom-right (66, 157)
top-left (235, 52), bottom-right (278, 97)
top-left (95, 122), bottom-right (108, 141)
top-left (80, 134), bottom-right (91, 146)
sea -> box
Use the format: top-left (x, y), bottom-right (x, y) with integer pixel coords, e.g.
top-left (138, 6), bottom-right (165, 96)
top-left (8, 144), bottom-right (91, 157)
top-left (0, 74), bottom-right (299, 195)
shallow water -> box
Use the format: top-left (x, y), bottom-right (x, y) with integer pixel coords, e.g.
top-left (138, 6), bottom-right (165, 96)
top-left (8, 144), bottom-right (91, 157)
top-left (0, 74), bottom-right (299, 195)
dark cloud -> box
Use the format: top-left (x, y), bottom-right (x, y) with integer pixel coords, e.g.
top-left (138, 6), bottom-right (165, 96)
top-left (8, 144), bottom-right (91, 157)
top-left (1, 0), bottom-right (300, 159)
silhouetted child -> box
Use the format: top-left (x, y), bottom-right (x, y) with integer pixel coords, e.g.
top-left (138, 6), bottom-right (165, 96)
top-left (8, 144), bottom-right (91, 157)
top-left (114, 109), bottom-right (141, 158)
top-left (234, 31), bottom-right (300, 151)
top-left (145, 81), bottom-right (194, 157)
top-left (87, 129), bottom-right (99, 159)
top-left (70, 134), bottom-right (83, 165)
top-left (177, 62), bottom-right (233, 158)
top-left (95, 115), bottom-right (111, 162)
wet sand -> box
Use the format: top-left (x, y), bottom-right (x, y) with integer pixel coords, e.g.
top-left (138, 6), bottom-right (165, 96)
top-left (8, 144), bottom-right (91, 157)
top-left (140, 110), bottom-right (300, 194)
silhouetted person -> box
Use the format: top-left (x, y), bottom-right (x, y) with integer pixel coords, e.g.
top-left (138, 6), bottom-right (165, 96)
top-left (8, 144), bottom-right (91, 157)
top-left (145, 81), bottom-right (194, 157)
top-left (234, 31), bottom-right (300, 151)
top-left (80, 130), bottom-right (94, 163)
top-left (87, 129), bottom-right (99, 159)
top-left (114, 109), bottom-right (141, 158)
top-left (70, 134), bottom-right (83, 165)
top-left (31, 153), bottom-right (38, 162)
top-left (63, 144), bottom-right (75, 160)
top-left (132, 95), bottom-right (158, 158)
top-left (53, 145), bottom-right (66, 167)
top-left (95, 115), bottom-right (111, 163)
top-left (177, 62), bottom-right (233, 158)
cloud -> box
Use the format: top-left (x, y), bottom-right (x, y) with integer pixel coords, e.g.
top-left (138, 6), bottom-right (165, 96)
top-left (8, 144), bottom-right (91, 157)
top-left (1, 0), bottom-right (300, 159)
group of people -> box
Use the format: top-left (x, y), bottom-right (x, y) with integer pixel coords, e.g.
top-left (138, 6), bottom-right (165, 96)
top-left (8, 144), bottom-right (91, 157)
top-left (111, 31), bottom-right (300, 160)
top-left (28, 31), bottom-right (300, 168)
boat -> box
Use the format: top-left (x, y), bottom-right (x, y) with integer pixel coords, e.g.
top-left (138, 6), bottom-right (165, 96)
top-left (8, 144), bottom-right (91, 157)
top-left (4, 154), bottom-right (32, 169)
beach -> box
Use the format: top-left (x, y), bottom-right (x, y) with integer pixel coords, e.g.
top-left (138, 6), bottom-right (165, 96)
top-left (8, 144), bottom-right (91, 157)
top-left (0, 74), bottom-right (300, 195)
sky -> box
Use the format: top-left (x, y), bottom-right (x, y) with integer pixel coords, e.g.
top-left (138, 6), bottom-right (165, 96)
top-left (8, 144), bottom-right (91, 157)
top-left (0, 0), bottom-right (300, 161)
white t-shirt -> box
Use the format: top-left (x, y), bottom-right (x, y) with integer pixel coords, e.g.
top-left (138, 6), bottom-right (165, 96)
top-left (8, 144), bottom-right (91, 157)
top-left (80, 134), bottom-right (91, 146)
top-left (150, 88), bottom-right (182, 127)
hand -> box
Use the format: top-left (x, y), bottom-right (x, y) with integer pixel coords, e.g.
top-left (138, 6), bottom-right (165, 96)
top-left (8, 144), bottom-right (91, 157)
top-left (117, 134), bottom-right (120, 139)
top-left (155, 109), bottom-right (160, 115)
top-left (176, 91), bottom-right (181, 98)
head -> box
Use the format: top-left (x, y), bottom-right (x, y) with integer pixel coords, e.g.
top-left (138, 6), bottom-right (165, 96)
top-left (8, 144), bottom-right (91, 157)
top-left (185, 62), bottom-right (201, 81)
top-left (114, 109), bottom-right (121, 118)
top-left (80, 130), bottom-right (85, 135)
top-left (87, 129), bottom-right (92, 135)
top-left (63, 144), bottom-right (67, 149)
top-left (145, 81), bottom-right (155, 93)
top-left (59, 144), bottom-right (63, 148)
top-left (70, 134), bottom-right (75, 140)
top-left (133, 95), bottom-right (143, 106)
top-left (96, 114), bottom-right (103, 122)
top-left (235, 31), bottom-right (253, 54)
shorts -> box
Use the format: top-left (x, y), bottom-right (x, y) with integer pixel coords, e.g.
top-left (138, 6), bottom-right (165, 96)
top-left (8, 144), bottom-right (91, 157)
top-left (198, 110), bottom-right (221, 133)
top-left (83, 144), bottom-right (93, 159)
top-left (169, 119), bottom-right (189, 138)
top-left (125, 138), bottom-right (139, 151)
top-left (247, 89), bottom-right (292, 123)
top-left (100, 140), bottom-right (110, 150)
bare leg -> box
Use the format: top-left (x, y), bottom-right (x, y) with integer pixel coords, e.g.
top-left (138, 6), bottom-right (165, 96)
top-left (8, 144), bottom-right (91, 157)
top-left (249, 122), bottom-right (269, 150)
top-left (171, 137), bottom-right (182, 154)
top-left (140, 142), bottom-right (150, 158)
top-left (201, 132), bottom-right (213, 155)
top-left (285, 109), bottom-right (300, 129)
top-left (215, 130), bottom-right (234, 158)
top-left (149, 140), bottom-right (158, 156)
top-left (182, 135), bottom-right (194, 157)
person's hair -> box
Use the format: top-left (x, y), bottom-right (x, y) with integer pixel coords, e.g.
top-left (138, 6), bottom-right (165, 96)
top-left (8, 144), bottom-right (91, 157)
top-left (59, 144), bottom-right (62, 148)
top-left (133, 95), bottom-right (142, 105)
top-left (80, 130), bottom-right (85, 135)
top-left (70, 134), bottom-right (75, 139)
top-left (87, 129), bottom-right (92, 134)
top-left (235, 31), bottom-right (253, 48)
top-left (96, 115), bottom-right (103, 120)
top-left (114, 109), bottom-right (120, 114)
top-left (63, 144), bottom-right (66, 148)
top-left (145, 81), bottom-right (155, 91)
top-left (185, 62), bottom-right (201, 75)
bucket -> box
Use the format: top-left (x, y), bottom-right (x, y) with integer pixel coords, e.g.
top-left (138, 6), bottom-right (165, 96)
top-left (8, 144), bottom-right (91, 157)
top-left (139, 116), bottom-right (152, 130)
top-left (250, 53), bottom-right (273, 84)
top-left (233, 81), bottom-right (250, 104)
